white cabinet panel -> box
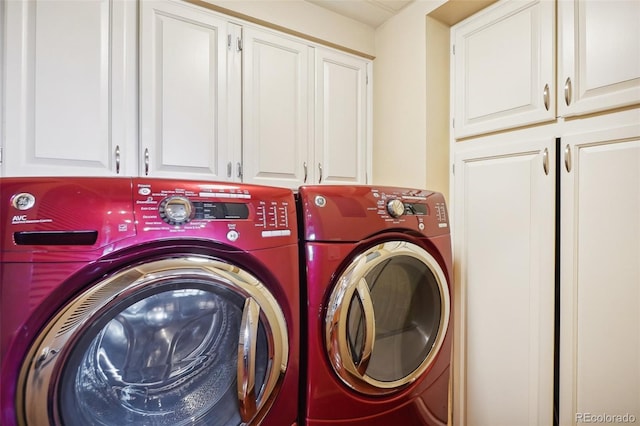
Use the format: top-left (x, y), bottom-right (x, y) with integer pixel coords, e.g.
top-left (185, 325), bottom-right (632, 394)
top-left (559, 112), bottom-right (640, 425)
top-left (315, 48), bottom-right (369, 185)
top-left (3, 0), bottom-right (137, 176)
top-left (453, 132), bottom-right (555, 426)
top-left (140, 0), bottom-right (229, 179)
top-left (242, 30), bottom-right (370, 188)
top-left (241, 27), bottom-right (310, 187)
top-left (558, 0), bottom-right (640, 117)
top-left (452, 0), bottom-right (555, 139)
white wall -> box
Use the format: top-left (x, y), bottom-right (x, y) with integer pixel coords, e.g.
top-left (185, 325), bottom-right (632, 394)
top-left (202, 0), bottom-right (376, 56)
top-left (372, 0), bottom-right (448, 192)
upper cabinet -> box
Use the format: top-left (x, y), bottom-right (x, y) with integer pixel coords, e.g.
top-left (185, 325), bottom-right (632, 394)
top-left (313, 48), bottom-right (370, 186)
top-left (558, 0), bottom-right (640, 117)
top-left (241, 28), bottom-right (371, 188)
top-left (452, 0), bottom-right (555, 139)
top-left (139, 0), bottom-right (233, 181)
top-left (1, 0), bottom-right (372, 187)
top-left (241, 26), bottom-right (311, 188)
top-left (3, 0), bottom-right (138, 176)
top-left (453, 0), bottom-right (640, 139)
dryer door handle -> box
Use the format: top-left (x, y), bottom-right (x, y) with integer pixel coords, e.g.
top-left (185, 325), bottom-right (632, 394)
top-left (354, 278), bottom-right (376, 376)
top-left (238, 297), bottom-right (260, 422)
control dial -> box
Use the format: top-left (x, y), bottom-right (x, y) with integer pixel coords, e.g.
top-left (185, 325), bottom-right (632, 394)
top-left (386, 199), bottom-right (405, 218)
top-left (159, 196), bottom-right (194, 225)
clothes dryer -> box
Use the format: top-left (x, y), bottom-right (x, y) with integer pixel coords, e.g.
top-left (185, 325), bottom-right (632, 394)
top-left (0, 177), bottom-right (299, 426)
top-left (298, 185), bottom-right (452, 426)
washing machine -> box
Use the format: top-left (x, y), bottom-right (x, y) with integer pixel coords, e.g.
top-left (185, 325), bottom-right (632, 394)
top-left (297, 185), bottom-right (452, 426)
top-left (0, 177), bottom-right (299, 426)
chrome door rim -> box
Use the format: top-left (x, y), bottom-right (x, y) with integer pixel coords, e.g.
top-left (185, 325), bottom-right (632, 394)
top-left (17, 256), bottom-right (289, 426)
top-left (325, 240), bottom-right (450, 395)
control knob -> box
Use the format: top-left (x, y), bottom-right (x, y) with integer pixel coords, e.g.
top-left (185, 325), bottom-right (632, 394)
top-left (386, 199), bottom-right (405, 218)
top-left (159, 196), bottom-right (194, 225)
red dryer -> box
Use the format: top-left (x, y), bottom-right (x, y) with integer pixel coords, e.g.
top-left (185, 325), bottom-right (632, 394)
top-left (297, 185), bottom-right (453, 425)
top-left (0, 177), bottom-right (299, 426)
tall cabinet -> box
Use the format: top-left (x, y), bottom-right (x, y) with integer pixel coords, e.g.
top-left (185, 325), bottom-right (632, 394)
top-left (1, 0), bottom-right (372, 187)
top-left (451, 0), bottom-right (640, 425)
top-left (559, 112), bottom-right (640, 426)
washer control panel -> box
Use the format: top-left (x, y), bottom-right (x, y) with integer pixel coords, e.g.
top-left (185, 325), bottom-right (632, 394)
top-left (133, 179), bottom-right (296, 248)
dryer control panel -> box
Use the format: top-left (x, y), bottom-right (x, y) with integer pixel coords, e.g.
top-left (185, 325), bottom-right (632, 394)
top-left (299, 185), bottom-right (449, 242)
top-left (133, 179), bottom-right (296, 249)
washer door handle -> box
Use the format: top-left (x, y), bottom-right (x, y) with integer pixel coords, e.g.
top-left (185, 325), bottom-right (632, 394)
top-left (355, 278), bottom-right (376, 375)
top-left (238, 297), bottom-right (260, 422)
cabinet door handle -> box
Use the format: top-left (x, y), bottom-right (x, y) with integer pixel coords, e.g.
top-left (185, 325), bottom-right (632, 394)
top-left (564, 144), bottom-right (572, 173)
top-left (303, 162), bottom-right (308, 183)
top-left (227, 162), bottom-right (232, 178)
top-left (543, 84), bottom-right (550, 111)
top-left (144, 148), bottom-right (150, 176)
top-left (318, 163), bottom-right (323, 184)
top-left (542, 147), bottom-right (549, 175)
top-left (237, 162), bottom-right (243, 180)
top-left (564, 77), bottom-right (572, 107)
top-left (115, 145), bottom-right (121, 174)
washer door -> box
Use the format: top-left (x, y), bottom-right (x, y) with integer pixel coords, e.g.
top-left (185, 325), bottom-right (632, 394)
top-left (18, 257), bottom-right (288, 426)
top-left (325, 240), bottom-right (450, 395)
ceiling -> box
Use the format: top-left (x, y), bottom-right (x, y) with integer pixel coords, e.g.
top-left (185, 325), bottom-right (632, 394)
top-left (305, 0), bottom-right (414, 28)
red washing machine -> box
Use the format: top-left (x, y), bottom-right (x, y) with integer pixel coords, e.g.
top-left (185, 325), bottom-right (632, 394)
top-left (298, 185), bottom-right (452, 426)
top-left (0, 177), bottom-right (299, 426)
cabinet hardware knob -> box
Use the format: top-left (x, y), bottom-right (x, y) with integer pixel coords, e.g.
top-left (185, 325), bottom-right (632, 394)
top-left (543, 147), bottom-right (549, 175)
top-left (144, 148), bottom-right (150, 176)
top-left (564, 144), bottom-right (572, 173)
top-left (543, 84), bottom-right (550, 111)
top-left (115, 145), bottom-right (121, 174)
top-left (564, 77), bottom-right (572, 107)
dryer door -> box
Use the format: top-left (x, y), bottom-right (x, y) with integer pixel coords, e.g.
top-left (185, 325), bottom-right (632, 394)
top-left (18, 256), bottom-right (288, 426)
top-left (325, 240), bottom-right (450, 395)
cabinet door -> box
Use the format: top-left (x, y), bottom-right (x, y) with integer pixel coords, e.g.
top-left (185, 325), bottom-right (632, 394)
top-left (559, 110), bottom-right (640, 425)
top-left (140, 0), bottom-right (230, 180)
top-left (558, 0), bottom-right (640, 117)
top-left (3, 0), bottom-right (137, 176)
top-left (242, 26), bottom-right (311, 188)
top-left (314, 48), bottom-right (370, 185)
top-left (452, 0), bottom-right (555, 139)
top-left (452, 130), bottom-right (555, 425)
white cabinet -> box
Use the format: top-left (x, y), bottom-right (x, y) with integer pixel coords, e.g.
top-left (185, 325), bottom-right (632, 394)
top-left (452, 1), bottom-right (640, 424)
top-left (452, 0), bottom-right (555, 139)
top-left (139, 0), bottom-right (233, 180)
top-left (558, 0), bottom-right (640, 117)
top-left (2, 0), bottom-right (372, 185)
top-left (241, 28), bottom-right (371, 187)
top-left (2, 0), bottom-right (137, 176)
top-left (559, 111), bottom-right (640, 425)
top-left (314, 47), bottom-right (370, 185)
top-left (453, 0), bottom-right (640, 139)
top-left (241, 26), bottom-right (311, 188)
top-left (452, 130), bottom-right (556, 426)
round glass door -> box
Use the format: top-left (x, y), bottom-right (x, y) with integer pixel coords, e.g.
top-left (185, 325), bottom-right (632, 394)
top-left (325, 241), bottom-right (450, 395)
top-left (18, 256), bottom-right (288, 426)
